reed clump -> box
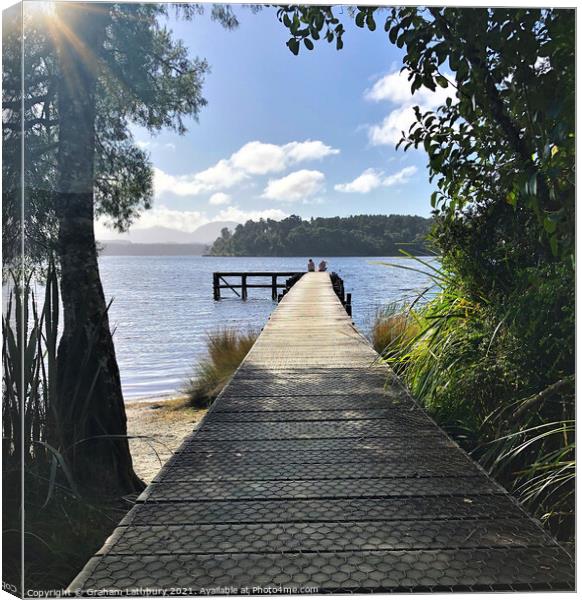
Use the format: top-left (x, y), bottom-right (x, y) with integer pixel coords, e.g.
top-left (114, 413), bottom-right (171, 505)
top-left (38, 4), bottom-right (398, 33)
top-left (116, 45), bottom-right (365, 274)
top-left (184, 328), bottom-right (258, 408)
top-left (371, 304), bottom-right (420, 356)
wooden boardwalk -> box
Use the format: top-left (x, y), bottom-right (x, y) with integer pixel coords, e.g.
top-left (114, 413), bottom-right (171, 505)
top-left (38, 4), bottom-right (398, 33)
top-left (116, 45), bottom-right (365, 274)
top-left (70, 273), bottom-right (574, 594)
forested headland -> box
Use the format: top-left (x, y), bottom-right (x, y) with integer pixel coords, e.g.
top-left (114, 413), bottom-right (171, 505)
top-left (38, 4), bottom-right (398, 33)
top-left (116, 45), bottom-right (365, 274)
top-left (208, 214), bottom-right (433, 256)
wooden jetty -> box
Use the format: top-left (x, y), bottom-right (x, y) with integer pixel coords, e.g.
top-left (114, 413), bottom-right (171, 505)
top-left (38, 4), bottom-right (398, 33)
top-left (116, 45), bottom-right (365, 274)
top-left (69, 273), bottom-right (574, 594)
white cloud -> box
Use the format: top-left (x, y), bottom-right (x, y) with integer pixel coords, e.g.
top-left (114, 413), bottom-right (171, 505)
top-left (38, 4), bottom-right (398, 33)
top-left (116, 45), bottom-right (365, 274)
top-left (263, 170), bottom-right (325, 202)
top-left (368, 105), bottom-right (421, 146)
top-left (335, 168), bottom-right (383, 193)
top-left (215, 206), bottom-right (289, 222)
top-left (335, 165), bottom-right (418, 194)
top-left (96, 205), bottom-right (209, 235)
top-left (192, 160), bottom-right (249, 191)
top-left (366, 69), bottom-right (456, 147)
top-left (230, 142), bottom-right (288, 175)
top-left (230, 140), bottom-right (339, 175)
top-left (153, 164), bottom-right (248, 197)
top-left (365, 69), bottom-right (452, 108)
top-left (284, 140), bottom-right (340, 163)
top-left (95, 204), bottom-right (289, 241)
top-left (153, 139), bottom-right (338, 198)
top-left (383, 165), bottom-right (417, 187)
top-left (129, 205), bottom-right (207, 232)
top-left (209, 192), bottom-right (232, 206)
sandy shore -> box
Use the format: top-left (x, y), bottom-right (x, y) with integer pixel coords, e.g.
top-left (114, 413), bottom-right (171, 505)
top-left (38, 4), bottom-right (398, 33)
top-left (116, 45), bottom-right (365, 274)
top-left (126, 396), bottom-right (207, 483)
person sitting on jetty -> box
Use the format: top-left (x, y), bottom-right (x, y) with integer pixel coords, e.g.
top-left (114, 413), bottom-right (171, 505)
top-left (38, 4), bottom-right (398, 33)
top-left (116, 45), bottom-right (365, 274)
top-left (307, 259), bottom-right (315, 272)
top-left (318, 260), bottom-right (327, 272)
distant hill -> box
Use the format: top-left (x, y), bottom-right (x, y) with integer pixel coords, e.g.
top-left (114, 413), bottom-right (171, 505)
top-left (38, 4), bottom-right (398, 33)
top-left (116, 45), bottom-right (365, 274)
top-left (99, 242), bottom-right (208, 256)
top-left (209, 214), bottom-right (433, 257)
top-left (192, 221), bottom-right (239, 244)
top-left (97, 221), bottom-right (239, 245)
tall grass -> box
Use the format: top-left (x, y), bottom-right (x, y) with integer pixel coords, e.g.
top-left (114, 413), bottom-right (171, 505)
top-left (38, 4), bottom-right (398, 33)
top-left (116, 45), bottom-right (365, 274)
top-left (183, 328), bottom-right (258, 407)
top-left (3, 265), bottom-right (60, 480)
top-left (371, 303), bottom-right (420, 356)
top-left (374, 257), bottom-right (575, 540)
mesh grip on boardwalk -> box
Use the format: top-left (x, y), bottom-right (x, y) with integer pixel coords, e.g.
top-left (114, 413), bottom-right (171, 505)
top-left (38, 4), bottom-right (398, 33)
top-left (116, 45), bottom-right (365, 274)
top-left (68, 273), bottom-right (574, 594)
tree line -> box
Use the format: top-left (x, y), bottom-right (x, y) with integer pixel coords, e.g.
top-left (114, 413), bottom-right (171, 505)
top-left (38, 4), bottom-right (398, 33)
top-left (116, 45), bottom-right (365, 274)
top-left (209, 214), bottom-right (433, 256)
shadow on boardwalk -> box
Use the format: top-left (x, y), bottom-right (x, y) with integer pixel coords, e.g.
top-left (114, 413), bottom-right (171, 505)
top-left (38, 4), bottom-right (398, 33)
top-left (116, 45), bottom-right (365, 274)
top-left (69, 273), bottom-right (574, 594)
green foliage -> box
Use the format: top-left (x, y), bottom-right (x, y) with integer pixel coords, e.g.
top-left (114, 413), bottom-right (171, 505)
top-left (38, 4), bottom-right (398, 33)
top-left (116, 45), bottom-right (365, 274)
top-left (2, 264), bottom-right (112, 590)
top-left (278, 7), bottom-right (574, 260)
top-left (2, 264), bottom-right (161, 590)
top-left (371, 303), bottom-right (420, 356)
top-left (184, 329), bottom-right (258, 408)
top-left (209, 214), bottom-right (433, 256)
top-left (278, 6), bottom-right (345, 54)
top-left (2, 265), bottom-right (59, 472)
top-left (390, 8), bottom-right (574, 262)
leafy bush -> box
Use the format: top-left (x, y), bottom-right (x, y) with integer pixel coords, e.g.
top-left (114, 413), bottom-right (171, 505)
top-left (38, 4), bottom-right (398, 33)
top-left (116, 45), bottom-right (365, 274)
top-left (184, 329), bottom-right (258, 408)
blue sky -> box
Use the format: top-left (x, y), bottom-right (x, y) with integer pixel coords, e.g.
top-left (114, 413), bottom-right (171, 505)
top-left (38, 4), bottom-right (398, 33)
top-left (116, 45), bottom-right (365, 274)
top-left (98, 6), bottom-right (446, 240)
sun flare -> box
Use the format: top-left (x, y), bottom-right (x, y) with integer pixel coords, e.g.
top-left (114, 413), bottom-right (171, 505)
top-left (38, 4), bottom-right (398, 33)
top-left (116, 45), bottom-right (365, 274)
top-left (24, 1), bottom-right (56, 16)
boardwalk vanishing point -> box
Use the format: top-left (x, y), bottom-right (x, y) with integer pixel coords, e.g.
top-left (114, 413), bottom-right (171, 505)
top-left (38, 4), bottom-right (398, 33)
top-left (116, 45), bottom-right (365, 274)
top-left (69, 272), bottom-right (574, 594)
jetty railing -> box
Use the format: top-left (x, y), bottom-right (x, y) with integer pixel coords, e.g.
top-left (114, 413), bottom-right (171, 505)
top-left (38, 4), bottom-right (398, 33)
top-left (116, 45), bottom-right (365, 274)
top-left (213, 271), bottom-right (353, 316)
top-left (212, 272), bottom-right (303, 301)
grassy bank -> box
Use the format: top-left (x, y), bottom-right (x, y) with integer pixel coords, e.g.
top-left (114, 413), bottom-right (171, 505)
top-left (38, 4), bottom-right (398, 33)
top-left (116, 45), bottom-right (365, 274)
top-left (183, 328), bottom-right (258, 407)
top-left (372, 263), bottom-right (574, 541)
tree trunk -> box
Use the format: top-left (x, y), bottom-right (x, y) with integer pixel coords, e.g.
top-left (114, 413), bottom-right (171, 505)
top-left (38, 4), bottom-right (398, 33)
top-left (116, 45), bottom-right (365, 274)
top-left (53, 3), bottom-right (144, 495)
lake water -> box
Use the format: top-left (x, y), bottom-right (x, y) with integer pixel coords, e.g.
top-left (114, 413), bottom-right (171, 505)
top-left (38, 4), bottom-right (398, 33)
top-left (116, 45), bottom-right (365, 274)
top-left (98, 256), bottom-right (436, 400)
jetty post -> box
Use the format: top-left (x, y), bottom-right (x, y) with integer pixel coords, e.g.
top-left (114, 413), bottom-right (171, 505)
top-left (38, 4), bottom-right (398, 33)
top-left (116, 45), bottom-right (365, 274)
top-left (213, 273), bottom-right (220, 301)
top-left (271, 275), bottom-right (278, 300)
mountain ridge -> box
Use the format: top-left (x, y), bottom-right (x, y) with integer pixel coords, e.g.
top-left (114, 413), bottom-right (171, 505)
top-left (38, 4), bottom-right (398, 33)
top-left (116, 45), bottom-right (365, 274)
top-left (97, 221), bottom-right (239, 245)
